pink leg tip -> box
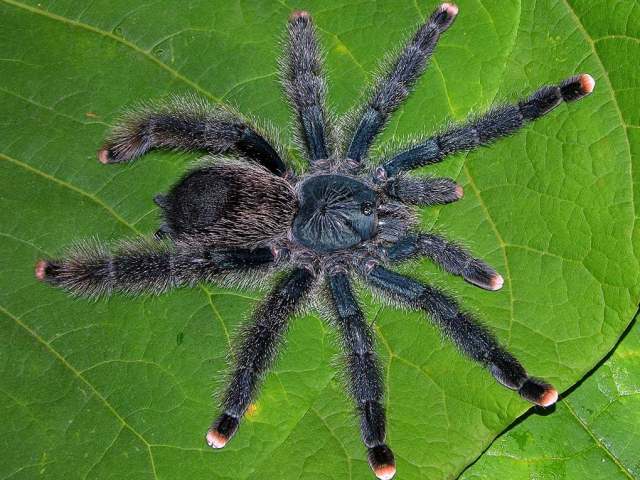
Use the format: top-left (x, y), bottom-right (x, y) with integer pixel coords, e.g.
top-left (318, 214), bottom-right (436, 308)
top-left (373, 464), bottom-right (396, 480)
top-left (441, 3), bottom-right (459, 17)
top-left (538, 388), bottom-right (559, 407)
top-left (34, 260), bottom-right (48, 281)
top-left (205, 429), bottom-right (228, 449)
top-left (490, 274), bottom-right (504, 291)
top-left (97, 149), bottom-right (111, 164)
top-left (289, 10), bottom-right (310, 21)
top-left (454, 184), bottom-right (464, 199)
top-left (579, 74), bottom-right (595, 94)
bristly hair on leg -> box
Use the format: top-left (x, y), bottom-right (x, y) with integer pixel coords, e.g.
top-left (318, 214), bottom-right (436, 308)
top-left (341, 3), bottom-right (458, 167)
top-left (207, 268), bottom-right (316, 448)
top-left (327, 272), bottom-right (395, 480)
top-left (35, 237), bottom-right (276, 298)
top-left (280, 11), bottom-right (334, 166)
top-left (384, 174), bottom-right (463, 206)
top-left (35, 237), bottom-right (178, 297)
top-left (378, 74), bottom-right (596, 178)
top-left (385, 232), bottom-right (503, 290)
top-left (365, 266), bottom-right (558, 411)
top-left (98, 94), bottom-right (289, 175)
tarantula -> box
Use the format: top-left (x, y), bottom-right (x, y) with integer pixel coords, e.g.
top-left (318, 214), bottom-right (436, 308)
top-left (35, 4), bottom-right (594, 479)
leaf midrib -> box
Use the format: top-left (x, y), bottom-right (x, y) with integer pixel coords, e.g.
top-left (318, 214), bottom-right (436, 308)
top-left (563, 399), bottom-right (635, 479)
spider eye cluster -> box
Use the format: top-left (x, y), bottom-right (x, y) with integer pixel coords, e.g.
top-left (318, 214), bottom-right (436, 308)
top-left (361, 201), bottom-right (375, 216)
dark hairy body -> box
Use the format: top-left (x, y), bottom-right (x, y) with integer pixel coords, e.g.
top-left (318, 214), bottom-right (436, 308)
top-left (35, 4), bottom-right (595, 479)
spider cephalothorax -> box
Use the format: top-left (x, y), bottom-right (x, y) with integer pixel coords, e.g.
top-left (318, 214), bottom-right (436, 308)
top-left (35, 4), bottom-right (595, 479)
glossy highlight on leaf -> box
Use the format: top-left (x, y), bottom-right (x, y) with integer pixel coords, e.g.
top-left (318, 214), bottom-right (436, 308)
top-left (0, 0), bottom-right (638, 479)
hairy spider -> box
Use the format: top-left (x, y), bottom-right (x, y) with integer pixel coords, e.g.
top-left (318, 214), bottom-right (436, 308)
top-left (35, 4), bottom-right (595, 479)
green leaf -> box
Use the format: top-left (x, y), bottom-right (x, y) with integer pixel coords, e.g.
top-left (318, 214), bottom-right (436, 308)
top-left (0, 1), bottom-right (637, 479)
top-left (460, 316), bottom-right (640, 480)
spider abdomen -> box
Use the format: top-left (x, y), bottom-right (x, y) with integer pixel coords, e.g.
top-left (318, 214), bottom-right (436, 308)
top-left (292, 174), bottom-right (378, 252)
top-left (161, 160), bottom-right (297, 247)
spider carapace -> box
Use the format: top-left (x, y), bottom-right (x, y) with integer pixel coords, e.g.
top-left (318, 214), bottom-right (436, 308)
top-left (35, 4), bottom-right (594, 479)
top-left (293, 175), bottom-right (379, 252)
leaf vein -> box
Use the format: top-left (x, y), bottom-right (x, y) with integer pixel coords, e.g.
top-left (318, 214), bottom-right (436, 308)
top-left (0, 304), bottom-right (159, 480)
top-left (1, 0), bottom-right (221, 103)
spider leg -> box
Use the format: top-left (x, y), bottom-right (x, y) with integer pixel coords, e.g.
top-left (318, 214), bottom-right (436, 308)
top-left (207, 268), bottom-right (315, 449)
top-left (98, 96), bottom-right (287, 176)
top-left (345, 3), bottom-right (458, 165)
top-left (365, 265), bottom-right (558, 407)
top-left (283, 11), bottom-right (330, 163)
top-left (328, 272), bottom-right (395, 480)
top-left (385, 233), bottom-right (502, 291)
top-left (34, 241), bottom-right (273, 297)
top-left (379, 74), bottom-right (595, 178)
top-left (384, 175), bottom-right (463, 206)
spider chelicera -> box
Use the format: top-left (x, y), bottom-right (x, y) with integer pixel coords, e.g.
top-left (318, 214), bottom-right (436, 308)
top-left (35, 4), bottom-right (594, 479)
